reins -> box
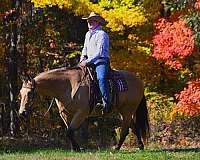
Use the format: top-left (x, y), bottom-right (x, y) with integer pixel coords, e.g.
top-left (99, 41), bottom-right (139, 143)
top-left (44, 98), bottom-right (55, 117)
top-left (22, 79), bottom-right (55, 117)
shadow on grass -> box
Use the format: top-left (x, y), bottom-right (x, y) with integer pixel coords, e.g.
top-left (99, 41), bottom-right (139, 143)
top-left (152, 147), bottom-right (200, 153)
top-left (0, 144), bottom-right (68, 154)
top-left (0, 137), bottom-right (70, 155)
top-left (1, 137), bottom-right (200, 155)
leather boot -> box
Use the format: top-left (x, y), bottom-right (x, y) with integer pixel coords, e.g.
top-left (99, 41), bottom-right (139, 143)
top-left (96, 100), bottom-right (112, 113)
top-left (102, 103), bottom-right (112, 113)
top-left (100, 99), bottom-right (112, 114)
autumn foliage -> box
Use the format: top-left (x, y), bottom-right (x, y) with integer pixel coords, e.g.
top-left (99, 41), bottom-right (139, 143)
top-left (153, 18), bottom-right (195, 69)
top-left (175, 79), bottom-right (200, 116)
top-left (194, 0), bottom-right (200, 9)
top-left (151, 0), bottom-right (200, 117)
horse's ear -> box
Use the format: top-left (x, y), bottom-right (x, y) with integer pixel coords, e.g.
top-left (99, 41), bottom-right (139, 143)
top-left (20, 75), bottom-right (29, 82)
top-left (27, 75), bottom-right (33, 81)
top-left (20, 75), bottom-right (26, 82)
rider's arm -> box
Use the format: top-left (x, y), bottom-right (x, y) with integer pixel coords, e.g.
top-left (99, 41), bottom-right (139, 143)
top-left (80, 32), bottom-right (89, 62)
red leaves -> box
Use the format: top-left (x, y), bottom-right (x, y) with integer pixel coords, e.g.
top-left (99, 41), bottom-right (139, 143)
top-left (50, 42), bottom-right (56, 49)
top-left (152, 18), bottom-right (195, 69)
top-left (2, 8), bottom-right (17, 22)
top-left (153, 14), bottom-right (200, 117)
top-left (175, 79), bottom-right (200, 116)
top-left (194, 0), bottom-right (200, 9)
top-left (49, 40), bottom-right (56, 49)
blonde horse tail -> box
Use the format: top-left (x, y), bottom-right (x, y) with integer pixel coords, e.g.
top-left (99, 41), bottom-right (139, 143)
top-left (135, 95), bottom-right (150, 143)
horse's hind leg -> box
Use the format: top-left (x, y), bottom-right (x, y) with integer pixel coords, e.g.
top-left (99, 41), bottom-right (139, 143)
top-left (130, 119), bottom-right (144, 150)
top-left (131, 95), bottom-right (150, 150)
top-left (115, 115), bottom-right (131, 150)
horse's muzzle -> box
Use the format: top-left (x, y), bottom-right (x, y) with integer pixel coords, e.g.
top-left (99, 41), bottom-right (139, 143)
top-left (19, 107), bottom-right (32, 119)
top-left (19, 110), bottom-right (29, 119)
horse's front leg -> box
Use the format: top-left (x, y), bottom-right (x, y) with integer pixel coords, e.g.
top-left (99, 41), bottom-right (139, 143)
top-left (66, 109), bottom-right (89, 152)
top-left (59, 110), bottom-right (80, 151)
top-left (55, 99), bottom-right (81, 151)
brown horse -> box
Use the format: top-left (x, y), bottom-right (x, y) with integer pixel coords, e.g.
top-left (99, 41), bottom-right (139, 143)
top-left (19, 67), bottom-right (150, 151)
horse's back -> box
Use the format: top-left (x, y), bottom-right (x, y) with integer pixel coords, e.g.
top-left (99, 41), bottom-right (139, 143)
top-left (113, 70), bottom-right (144, 107)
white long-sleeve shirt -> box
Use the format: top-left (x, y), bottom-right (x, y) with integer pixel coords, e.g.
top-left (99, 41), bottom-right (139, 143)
top-left (80, 27), bottom-right (109, 65)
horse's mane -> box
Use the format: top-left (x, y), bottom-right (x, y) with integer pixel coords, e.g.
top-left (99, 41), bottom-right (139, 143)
top-left (35, 66), bottom-right (81, 80)
top-left (44, 66), bottom-right (81, 73)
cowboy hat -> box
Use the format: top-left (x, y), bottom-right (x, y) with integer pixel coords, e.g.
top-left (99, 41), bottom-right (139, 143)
top-left (82, 12), bottom-right (105, 24)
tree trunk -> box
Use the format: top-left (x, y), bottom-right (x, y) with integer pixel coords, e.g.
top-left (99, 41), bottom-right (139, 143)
top-left (9, 0), bottom-right (22, 137)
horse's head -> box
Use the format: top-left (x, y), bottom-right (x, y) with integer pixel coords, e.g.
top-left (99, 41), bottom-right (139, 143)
top-left (19, 77), bottom-right (36, 118)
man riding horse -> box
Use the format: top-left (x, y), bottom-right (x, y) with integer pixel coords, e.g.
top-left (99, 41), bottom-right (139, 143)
top-left (18, 12), bottom-right (150, 151)
top-left (79, 12), bottom-right (111, 113)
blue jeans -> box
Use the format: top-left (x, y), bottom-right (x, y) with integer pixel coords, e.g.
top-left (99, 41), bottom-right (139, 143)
top-left (95, 62), bottom-right (110, 105)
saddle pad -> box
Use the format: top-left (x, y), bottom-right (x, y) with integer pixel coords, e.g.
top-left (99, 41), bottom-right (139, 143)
top-left (115, 78), bottom-right (128, 92)
top-left (109, 74), bottom-right (128, 92)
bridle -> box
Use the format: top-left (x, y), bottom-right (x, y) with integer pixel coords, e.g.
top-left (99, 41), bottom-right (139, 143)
top-left (21, 79), bottom-right (36, 115)
top-left (14, 79), bottom-right (36, 131)
top-left (21, 78), bottom-right (54, 117)
top-left (22, 79), bottom-right (36, 98)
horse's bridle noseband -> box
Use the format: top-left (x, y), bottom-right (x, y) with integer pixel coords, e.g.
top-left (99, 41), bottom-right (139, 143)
top-left (21, 79), bottom-right (36, 111)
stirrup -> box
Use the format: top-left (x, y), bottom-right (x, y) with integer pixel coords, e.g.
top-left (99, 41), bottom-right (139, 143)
top-left (96, 102), bottom-right (104, 109)
top-left (101, 104), bottom-right (112, 114)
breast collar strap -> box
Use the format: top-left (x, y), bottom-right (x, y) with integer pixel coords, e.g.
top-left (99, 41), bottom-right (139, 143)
top-left (22, 79), bottom-right (36, 100)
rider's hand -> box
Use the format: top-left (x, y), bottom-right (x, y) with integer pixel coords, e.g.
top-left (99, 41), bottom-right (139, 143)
top-left (79, 60), bottom-right (87, 67)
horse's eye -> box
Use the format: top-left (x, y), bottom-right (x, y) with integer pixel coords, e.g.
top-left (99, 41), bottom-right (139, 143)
top-left (27, 92), bottom-right (32, 98)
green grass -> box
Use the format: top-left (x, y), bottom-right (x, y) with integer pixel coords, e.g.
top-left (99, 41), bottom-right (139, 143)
top-left (0, 147), bottom-right (200, 160)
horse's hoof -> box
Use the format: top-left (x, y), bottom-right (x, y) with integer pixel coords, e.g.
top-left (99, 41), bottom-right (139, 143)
top-left (113, 146), bottom-right (120, 151)
top-left (72, 146), bottom-right (81, 152)
top-left (138, 144), bottom-right (144, 150)
top-left (80, 147), bottom-right (86, 152)
top-left (73, 148), bottom-right (81, 152)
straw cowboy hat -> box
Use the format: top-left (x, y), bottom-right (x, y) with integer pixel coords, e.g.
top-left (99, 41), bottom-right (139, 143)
top-left (82, 12), bottom-right (105, 24)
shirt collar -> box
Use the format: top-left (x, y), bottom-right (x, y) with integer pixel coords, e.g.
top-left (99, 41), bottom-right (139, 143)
top-left (89, 27), bottom-right (101, 34)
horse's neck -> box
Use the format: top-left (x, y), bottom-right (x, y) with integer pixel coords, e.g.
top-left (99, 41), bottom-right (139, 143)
top-left (34, 68), bottom-right (82, 98)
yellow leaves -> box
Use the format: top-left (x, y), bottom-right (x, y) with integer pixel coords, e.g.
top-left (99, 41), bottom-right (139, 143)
top-left (53, 59), bottom-right (59, 65)
top-left (58, 0), bottom-right (74, 9)
top-left (31, 0), bottom-right (52, 8)
top-left (142, 0), bottom-right (162, 19)
top-left (128, 34), bottom-right (138, 40)
top-left (31, 0), bottom-right (147, 32)
top-left (102, 6), bottom-right (147, 32)
top-left (31, 0), bottom-right (88, 11)
top-left (137, 45), bottom-right (152, 55)
top-left (122, 7), bottom-right (147, 27)
top-left (89, 4), bottom-right (104, 16)
top-left (73, 0), bottom-right (91, 16)
top-left (170, 105), bottom-right (179, 121)
top-left (103, 10), bottom-right (124, 32)
top-left (65, 50), bottom-right (81, 59)
top-left (45, 27), bottom-right (60, 38)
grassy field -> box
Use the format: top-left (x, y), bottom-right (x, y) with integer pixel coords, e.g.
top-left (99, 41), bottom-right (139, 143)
top-left (0, 146), bottom-right (200, 160)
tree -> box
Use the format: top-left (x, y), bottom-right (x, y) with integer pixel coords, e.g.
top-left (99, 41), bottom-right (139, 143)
top-left (153, 18), bottom-right (195, 69)
top-left (175, 79), bottom-right (200, 116)
top-left (152, 0), bottom-right (200, 117)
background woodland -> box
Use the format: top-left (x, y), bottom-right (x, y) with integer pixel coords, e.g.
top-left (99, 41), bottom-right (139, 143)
top-left (0, 0), bottom-right (200, 149)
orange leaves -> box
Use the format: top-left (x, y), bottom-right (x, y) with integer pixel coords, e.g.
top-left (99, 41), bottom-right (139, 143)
top-left (152, 18), bottom-right (195, 69)
top-left (175, 79), bottom-right (200, 116)
top-left (152, 0), bottom-right (200, 118)
top-left (194, 0), bottom-right (200, 9)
